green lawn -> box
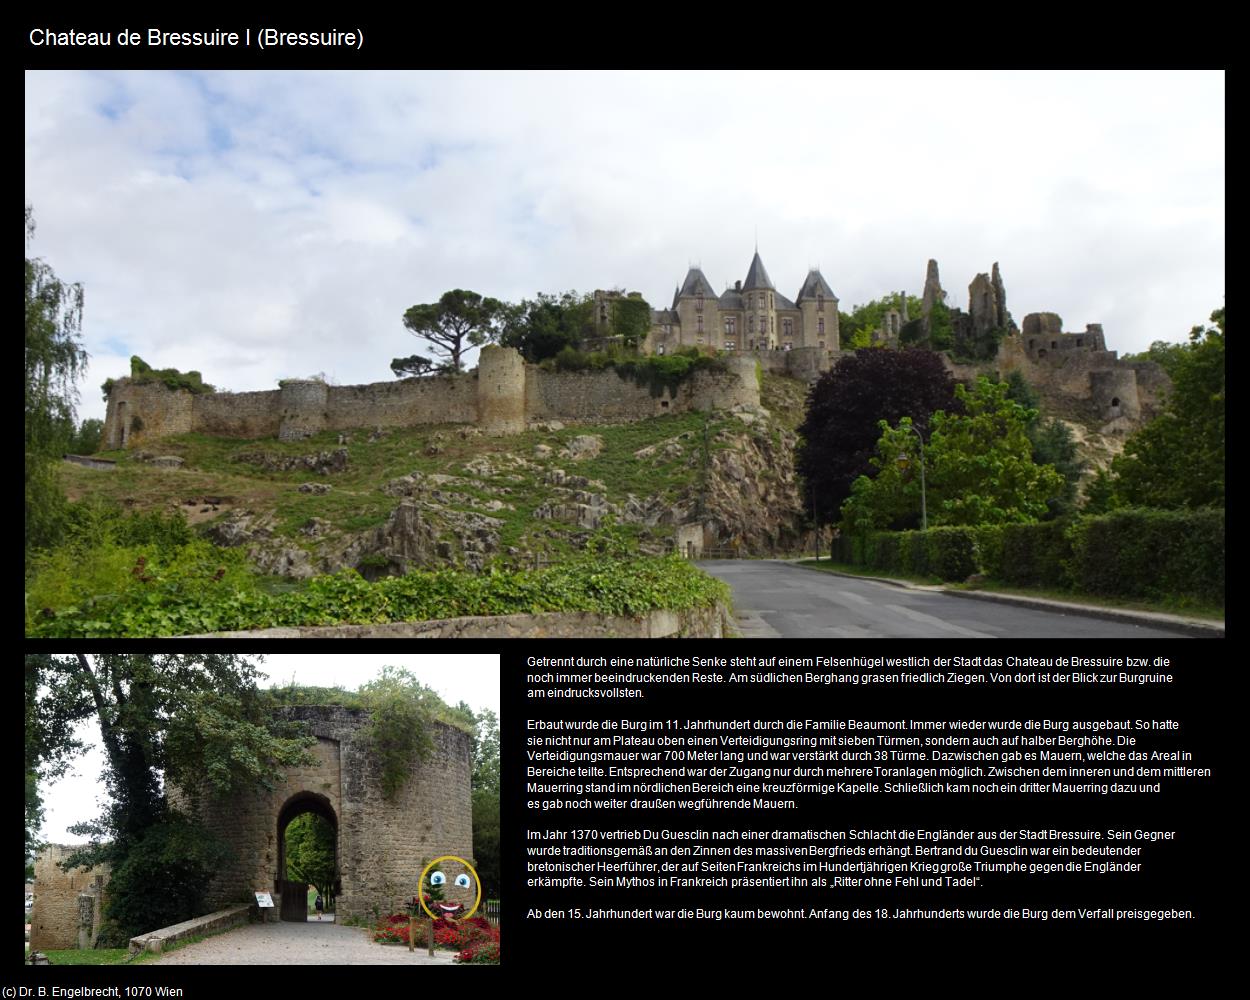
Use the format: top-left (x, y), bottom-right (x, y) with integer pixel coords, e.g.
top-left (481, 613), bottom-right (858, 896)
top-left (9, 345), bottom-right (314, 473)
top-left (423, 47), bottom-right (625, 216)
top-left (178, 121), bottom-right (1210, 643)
top-left (795, 559), bottom-right (1224, 621)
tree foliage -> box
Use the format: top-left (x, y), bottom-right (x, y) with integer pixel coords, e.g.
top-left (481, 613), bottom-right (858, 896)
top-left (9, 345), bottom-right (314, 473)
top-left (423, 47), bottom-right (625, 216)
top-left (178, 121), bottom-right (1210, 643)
top-left (402, 290), bottom-right (505, 372)
top-left (285, 812), bottom-right (337, 904)
top-left (1102, 307), bottom-right (1225, 510)
top-left (389, 353), bottom-right (438, 378)
top-left (33, 654), bottom-right (317, 938)
top-left (1000, 370), bottom-right (1083, 516)
top-left (840, 295), bottom-right (923, 348)
top-left (26, 207), bottom-right (88, 553)
top-left (841, 377), bottom-right (1068, 531)
top-left (470, 708), bottom-right (500, 900)
top-left (70, 418), bottom-right (104, 455)
top-left (25, 654), bottom-right (87, 867)
top-left (499, 291), bottom-right (595, 362)
top-left (797, 349), bottom-right (959, 527)
top-left (608, 294), bottom-right (652, 349)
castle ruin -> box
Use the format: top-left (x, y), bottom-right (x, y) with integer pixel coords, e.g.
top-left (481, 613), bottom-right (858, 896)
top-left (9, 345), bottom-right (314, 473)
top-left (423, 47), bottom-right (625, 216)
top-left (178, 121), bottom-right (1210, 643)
top-left (103, 345), bottom-right (761, 449)
top-left (31, 707), bottom-right (474, 946)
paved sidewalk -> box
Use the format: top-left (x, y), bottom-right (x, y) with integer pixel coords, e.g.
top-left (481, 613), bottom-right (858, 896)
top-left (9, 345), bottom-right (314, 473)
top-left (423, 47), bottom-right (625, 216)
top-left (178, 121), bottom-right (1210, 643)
top-left (149, 919), bottom-right (457, 965)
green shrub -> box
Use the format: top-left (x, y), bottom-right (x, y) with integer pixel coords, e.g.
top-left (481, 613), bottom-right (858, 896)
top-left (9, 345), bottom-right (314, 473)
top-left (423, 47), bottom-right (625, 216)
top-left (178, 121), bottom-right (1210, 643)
top-left (973, 525), bottom-right (1004, 578)
top-left (1067, 508), bottom-right (1224, 603)
top-left (998, 521), bottom-right (1072, 588)
top-left (29, 555), bottom-right (732, 638)
top-left (100, 814), bottom-right (232, 940)
top-left (924, 527), bottom-right (978, 581)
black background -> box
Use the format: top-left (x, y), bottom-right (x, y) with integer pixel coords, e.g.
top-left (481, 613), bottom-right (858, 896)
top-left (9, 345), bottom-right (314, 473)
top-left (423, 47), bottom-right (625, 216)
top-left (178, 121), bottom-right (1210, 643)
top-left (506, 638), bottom-right (1229, 961)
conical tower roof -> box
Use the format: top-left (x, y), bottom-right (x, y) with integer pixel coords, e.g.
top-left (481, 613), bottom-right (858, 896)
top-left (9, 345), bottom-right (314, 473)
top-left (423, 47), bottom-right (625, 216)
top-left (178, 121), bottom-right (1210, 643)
top-left (741, 252), bottom-right (775, 292)
top-left (796, 269), bottom-right (836, 303)
top-left (677, 267), bottom-right (717, 299)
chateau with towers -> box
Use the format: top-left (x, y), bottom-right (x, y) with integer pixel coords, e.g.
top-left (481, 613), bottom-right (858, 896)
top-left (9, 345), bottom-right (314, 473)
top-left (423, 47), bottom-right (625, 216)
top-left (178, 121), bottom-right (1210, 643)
top-left (640, 251), bottom-right (841, 355)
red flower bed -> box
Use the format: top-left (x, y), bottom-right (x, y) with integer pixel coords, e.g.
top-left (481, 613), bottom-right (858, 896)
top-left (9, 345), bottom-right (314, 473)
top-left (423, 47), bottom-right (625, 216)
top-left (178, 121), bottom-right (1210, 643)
top-left (373, 912), bottom-right (499, 953)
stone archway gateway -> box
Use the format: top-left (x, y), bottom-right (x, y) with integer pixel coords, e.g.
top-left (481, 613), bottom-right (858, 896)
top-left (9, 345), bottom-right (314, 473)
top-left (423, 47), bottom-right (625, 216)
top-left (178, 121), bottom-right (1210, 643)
top-left (168, 705), bottom-right (474, 921)
top-left (275, 791), bottom-right (338, 921)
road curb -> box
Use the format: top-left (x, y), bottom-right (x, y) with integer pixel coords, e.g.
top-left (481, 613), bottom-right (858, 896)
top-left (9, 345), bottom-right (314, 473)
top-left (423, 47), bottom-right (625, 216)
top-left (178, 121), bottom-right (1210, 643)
top-left (937, 588), bottom-right (1224, 638)
top-left (791, 562), bottom-right (1224, 637)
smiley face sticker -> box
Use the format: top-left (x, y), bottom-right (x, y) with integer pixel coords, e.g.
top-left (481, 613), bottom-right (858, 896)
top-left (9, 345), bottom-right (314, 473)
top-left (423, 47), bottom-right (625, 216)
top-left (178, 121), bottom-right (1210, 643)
top-left (418, 855), bottom-right (482, 921)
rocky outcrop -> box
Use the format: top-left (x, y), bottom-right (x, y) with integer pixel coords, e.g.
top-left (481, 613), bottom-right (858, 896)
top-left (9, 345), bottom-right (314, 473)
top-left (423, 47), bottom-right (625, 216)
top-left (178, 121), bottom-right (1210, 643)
top-left (233, 448), bottom-right (349, 475)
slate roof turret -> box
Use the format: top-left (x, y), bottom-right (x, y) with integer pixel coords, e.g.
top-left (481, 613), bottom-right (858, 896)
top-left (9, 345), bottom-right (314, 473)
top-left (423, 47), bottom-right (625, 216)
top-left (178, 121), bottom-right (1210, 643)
top-left (796, 269), bottom-right (837, 303)
top-left (741, 252), bottom-right (775, 292)
top-left (677, 268), bottom-right (717, 299)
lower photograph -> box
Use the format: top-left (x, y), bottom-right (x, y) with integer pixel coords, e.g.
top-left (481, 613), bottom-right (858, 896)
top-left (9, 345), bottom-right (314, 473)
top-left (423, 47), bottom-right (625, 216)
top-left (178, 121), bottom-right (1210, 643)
top-left (24, 651), bottom-right (501, 967)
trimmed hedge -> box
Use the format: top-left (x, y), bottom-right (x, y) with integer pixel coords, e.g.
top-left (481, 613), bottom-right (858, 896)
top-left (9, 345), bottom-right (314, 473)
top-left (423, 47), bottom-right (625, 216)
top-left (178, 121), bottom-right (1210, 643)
top-left (835, 508), bottom-right (1223, 602)
top-left (1068, 508), bottom-right (1224, 604)
top-left (832, 527), bottom-right (977, 581)
top-left (998, 520), bottom-right (1071, 588)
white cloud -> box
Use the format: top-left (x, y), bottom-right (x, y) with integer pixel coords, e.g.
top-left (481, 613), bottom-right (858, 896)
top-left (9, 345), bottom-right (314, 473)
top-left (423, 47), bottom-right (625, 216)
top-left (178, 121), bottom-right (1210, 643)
top-left (25, 69), bottom-right (1225, 425)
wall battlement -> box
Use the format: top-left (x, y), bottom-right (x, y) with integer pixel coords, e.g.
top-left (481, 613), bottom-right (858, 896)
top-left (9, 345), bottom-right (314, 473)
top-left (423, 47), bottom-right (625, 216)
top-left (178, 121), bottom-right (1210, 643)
top-left (102, 346), bottom-right (762, 448)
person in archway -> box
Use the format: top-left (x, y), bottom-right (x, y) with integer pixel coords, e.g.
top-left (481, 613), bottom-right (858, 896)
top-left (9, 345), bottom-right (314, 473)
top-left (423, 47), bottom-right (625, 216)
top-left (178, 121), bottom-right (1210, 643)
top-left (314, 892), bottom-right (324, 921)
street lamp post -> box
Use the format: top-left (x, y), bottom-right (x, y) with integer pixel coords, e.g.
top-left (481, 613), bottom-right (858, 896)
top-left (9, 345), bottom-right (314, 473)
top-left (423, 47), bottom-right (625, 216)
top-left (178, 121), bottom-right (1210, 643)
top-left (895, 424), bottom-right (928, 531)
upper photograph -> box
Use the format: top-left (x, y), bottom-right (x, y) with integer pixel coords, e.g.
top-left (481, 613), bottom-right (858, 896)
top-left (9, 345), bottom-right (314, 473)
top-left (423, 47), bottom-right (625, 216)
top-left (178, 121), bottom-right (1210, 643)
top-left (25, 70), bottom-right (1224, 639)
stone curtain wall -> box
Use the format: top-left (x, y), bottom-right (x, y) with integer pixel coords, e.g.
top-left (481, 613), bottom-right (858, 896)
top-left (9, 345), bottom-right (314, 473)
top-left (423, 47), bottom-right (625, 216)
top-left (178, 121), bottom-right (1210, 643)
top-left (169, 706), bottom-right (474, 921)
top-left (193, 389), bottom-right (283, 439)
top-left (29, 845), bottom-right (109, 951)
top-left (103, 346), bottom-right (762, 447)
top-left (525, 358), bottom-right (761, 422)
top-left (326, 377), bottom-right (478, 433)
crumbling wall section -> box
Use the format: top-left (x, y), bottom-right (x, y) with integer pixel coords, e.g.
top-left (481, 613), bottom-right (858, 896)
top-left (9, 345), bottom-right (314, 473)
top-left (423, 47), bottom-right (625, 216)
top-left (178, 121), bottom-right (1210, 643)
top-left (29, 845), bottom-right (110, 951)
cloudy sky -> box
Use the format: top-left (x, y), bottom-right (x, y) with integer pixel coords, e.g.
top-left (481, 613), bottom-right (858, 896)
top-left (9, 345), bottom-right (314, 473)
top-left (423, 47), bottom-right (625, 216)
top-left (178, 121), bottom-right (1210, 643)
top-left (37, 653), bottom-right (499, 844)
top-left (24, 70), bottom-right (1224, 424)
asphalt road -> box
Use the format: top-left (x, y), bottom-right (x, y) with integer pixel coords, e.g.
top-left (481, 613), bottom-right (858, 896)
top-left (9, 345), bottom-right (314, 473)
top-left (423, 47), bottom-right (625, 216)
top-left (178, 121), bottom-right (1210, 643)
top-left (697, 560), bottom-right (1194, 639)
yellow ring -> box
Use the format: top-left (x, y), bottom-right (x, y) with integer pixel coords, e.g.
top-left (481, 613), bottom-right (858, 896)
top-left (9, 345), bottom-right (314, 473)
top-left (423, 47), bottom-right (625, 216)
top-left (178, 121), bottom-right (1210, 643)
top-left (417, 855), bottom-right (481, 922)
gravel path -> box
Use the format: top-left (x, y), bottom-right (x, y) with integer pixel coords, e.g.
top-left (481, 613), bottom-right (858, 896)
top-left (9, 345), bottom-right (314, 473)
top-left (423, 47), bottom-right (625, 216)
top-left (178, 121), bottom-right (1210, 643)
top-left (150, 919), bottom-right (457, 965)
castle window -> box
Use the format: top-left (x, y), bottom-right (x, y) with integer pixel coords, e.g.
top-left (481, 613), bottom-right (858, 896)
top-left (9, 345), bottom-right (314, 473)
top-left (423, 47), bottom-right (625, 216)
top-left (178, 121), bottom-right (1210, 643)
top-left (818, 341), bottom-right (825, 348)
top-left (783, 318), bottom-right (793, 338)
top-left (697, 314), bottom-right (704, 332)
top-left (818, 318), bottom-right (825, 335)
top-left (769, 294), bottom-right (774, 308)
top-left (657, 345), bottom-right (666, 355)
top-left (1077, 338), bottom-right (1084, 347)
top-left (749, 315), bottom-right (755, 333)
top-left (783, 342), bottom-right (792, 351)
top-left (1051, 341), bottom-right (1058, 350)
top-left (1029, 339), bottom-right (1035, 350)
top-left (665, 324), bottom-right (672, 334)
top-left (817, 294), bottom-right (824, 312)
top-left (725, 317), bottom-right (736, 335)
top-left (696, 294), bottom-right (704, 311)
top-left (725, 341), bottom-right (736, 351)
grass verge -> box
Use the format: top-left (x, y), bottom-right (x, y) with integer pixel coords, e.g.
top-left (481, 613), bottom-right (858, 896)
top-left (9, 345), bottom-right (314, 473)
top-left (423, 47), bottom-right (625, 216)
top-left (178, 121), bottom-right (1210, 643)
top-left (795, 559), bottom-right (1224, 621)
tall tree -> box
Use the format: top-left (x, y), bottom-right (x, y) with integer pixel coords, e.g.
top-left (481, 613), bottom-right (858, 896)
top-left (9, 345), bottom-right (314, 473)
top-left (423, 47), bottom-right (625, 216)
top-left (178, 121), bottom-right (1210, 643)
top-left (470, 708), bottom-right (500, 900)
top-left (841, 377), bottom-right (1067, 531)
top-left (498, 291), bottom-right (595, 362)
top-left (25, 207), bottom-right (88, 553)
top-left (1108, 307), bottom-right (1225, 509)
top-left (401, 290), bottom-right (505, 372)
top-left (36, 653), bottom-right (315, 939)
top-left (797, 349), bottom-right (959, 528)
top-left (24, 654), bottom-right (87, 869)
